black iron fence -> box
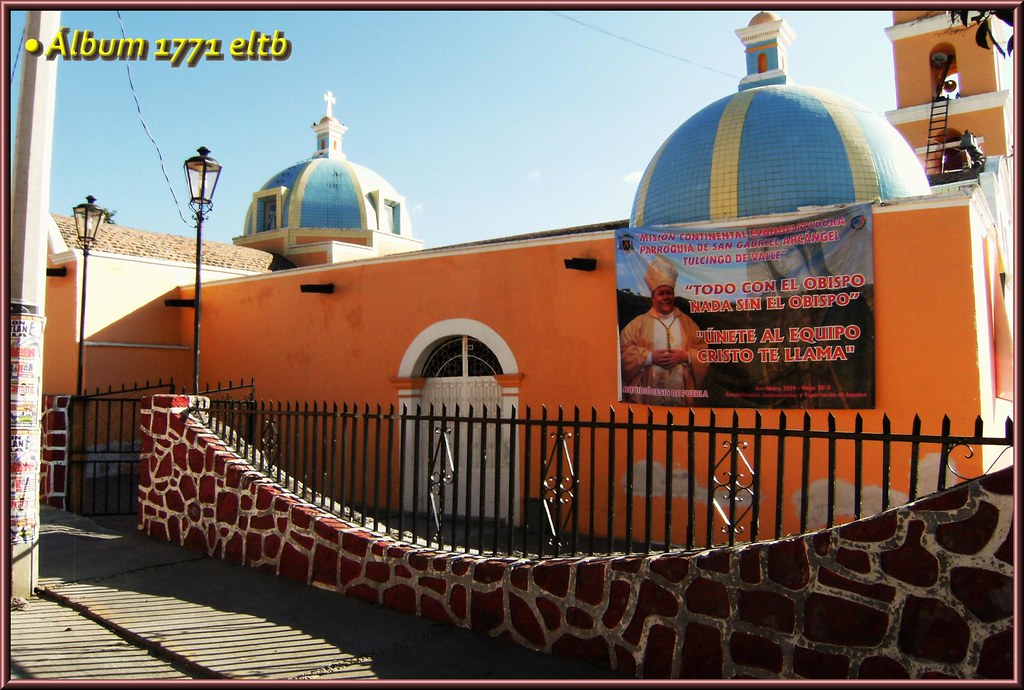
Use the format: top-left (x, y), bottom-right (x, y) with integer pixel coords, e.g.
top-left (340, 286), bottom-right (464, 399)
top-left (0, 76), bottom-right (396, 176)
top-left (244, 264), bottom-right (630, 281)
top-left (68, 380), bottom-right (176, 515)
top-left (198, 399), bottom-right (1014, 559)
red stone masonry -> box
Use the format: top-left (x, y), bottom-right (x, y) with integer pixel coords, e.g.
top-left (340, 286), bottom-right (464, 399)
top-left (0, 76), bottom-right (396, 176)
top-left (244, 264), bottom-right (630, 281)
top-left (40, 394), bottom-right (71, 509)
top-left (137, 395), bottom-right (1014, 679)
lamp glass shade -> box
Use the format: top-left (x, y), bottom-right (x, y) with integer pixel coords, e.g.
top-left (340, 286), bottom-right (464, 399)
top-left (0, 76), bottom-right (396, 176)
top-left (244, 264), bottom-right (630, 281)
top-left (184, 147), bottom-right (222, 205)
top-left (73, 196), bottom-right (105, 244)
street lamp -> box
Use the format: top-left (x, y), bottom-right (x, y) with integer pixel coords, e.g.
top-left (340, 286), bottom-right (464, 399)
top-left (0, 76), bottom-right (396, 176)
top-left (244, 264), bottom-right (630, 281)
top-left (73, 195), bottom-right (106, 396)
top-left (183, 147), bottom-right (222, 394)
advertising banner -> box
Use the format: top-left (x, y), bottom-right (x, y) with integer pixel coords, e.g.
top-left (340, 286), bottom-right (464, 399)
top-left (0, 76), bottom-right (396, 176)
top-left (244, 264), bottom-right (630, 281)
top-left (617, 203), bottom-right (875, 409)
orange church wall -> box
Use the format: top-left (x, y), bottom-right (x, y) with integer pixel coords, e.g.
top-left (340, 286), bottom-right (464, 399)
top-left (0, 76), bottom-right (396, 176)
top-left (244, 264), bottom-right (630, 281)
top-left (41, 260), bottom-right (81, 393)
top-left (192, 234), bottom-right (616, 408)
top-left (41, 194), bottom-right (1002, 541)
top-left (188, 197), bottom-right (1001, 540)
top-left (196, 202), bottom-right (992, 425)
top-left (41, 254), bottom-right (258, 395)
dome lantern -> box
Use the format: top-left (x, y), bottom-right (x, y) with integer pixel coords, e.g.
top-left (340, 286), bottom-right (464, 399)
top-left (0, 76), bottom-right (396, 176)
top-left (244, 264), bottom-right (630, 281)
top-left (735, 11), bottom-right (796, 92)
top-left (313, 90), bottom-right (348, 161)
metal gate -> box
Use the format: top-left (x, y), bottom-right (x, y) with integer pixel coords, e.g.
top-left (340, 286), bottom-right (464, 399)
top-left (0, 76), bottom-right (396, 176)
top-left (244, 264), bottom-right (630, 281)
top-left (66, 380), bottom-right (256, 515)
top-left (67, 382), bottom-right (175, 516)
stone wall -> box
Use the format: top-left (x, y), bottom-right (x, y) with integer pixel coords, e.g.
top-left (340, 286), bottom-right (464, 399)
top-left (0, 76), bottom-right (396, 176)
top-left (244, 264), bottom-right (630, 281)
top-left (137, 395), bottom-right (1013, 679)
top-left (40, 394), bottom-right (70, 509)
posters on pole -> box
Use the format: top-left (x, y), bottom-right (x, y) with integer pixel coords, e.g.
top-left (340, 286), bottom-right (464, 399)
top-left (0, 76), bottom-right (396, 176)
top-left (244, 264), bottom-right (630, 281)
top-left (616, 203), bottom-right (875, 409)
top-left (10, 312), bottom-right (45, 545)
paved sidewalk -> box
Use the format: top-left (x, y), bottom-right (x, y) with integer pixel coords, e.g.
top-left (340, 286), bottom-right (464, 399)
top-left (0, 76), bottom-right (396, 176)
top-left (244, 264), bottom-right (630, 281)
top-left (8, 506), bottom-right (626, 681)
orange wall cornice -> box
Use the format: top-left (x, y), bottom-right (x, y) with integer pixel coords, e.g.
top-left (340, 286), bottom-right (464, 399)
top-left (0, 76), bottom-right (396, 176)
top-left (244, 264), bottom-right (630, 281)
top-left (495, 374), bottom-right (525, 389)
top-left (392, 377), bottom-right (427, 391)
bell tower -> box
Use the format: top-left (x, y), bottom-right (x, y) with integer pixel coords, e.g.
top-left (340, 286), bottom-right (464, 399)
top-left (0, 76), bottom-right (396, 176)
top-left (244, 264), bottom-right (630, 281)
top-left (884, 11), bottom-right (1013, 178)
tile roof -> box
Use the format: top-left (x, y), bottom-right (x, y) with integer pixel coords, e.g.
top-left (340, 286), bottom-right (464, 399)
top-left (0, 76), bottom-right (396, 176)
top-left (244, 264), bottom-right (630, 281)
top-left (437, 219), bottom-right (629, 251)
top-left (52, 214), bottom-right (294, 273)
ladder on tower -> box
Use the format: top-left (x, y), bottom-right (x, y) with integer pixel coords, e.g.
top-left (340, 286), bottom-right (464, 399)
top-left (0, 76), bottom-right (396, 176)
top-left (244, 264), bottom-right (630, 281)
top-left (924, 96), bottom-right (950, 175)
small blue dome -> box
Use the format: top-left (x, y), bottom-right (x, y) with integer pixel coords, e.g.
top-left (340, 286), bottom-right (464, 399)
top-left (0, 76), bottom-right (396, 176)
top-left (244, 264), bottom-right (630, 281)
top-left (243, 156), bottom-right (410, 236)
top-left (631, 85), bottom-right (930, 226)
top-left (257, 158), bottom-right (366, 230)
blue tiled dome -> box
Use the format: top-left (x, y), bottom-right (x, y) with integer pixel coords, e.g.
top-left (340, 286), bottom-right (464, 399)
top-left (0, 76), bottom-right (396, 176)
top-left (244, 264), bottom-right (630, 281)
top-left (630, 85), bottom-right (930, 227)
top-left (250, 158), bottom-right (366, 231)
top-left (244, 157), bottom-right (409, 235)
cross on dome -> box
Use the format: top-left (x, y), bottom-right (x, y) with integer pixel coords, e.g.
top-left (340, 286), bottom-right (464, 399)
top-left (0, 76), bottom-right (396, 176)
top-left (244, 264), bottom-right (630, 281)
top-left (312, 90), bottom-right (348, 160)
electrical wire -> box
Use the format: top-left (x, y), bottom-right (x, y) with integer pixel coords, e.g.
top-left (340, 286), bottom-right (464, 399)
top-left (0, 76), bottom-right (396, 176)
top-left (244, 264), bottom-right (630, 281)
top-left (550, 11), bottom-right (740, 81)
top-left (116, 10), bottom-right (191, 227)
top-left (11, 23), bottom-right (26, 84)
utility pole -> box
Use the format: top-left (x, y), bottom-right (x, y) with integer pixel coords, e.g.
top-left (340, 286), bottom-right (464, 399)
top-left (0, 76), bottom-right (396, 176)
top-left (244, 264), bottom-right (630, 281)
top-left (10, 10), bottom-right (60, 600)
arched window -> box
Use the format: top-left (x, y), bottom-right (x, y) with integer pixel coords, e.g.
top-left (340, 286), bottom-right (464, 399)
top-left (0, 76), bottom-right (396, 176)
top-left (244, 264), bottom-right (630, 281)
top-left (757, 53), bottom-right (768, 74)
top-left (261, 199), bottom-right (277, 232)
top-left (421, 336), bottom-right (503, 378)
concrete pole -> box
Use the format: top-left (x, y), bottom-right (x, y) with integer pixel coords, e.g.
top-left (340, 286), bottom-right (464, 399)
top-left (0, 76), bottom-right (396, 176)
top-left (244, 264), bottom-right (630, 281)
top-left (10, 10), bottom-right (60, 600)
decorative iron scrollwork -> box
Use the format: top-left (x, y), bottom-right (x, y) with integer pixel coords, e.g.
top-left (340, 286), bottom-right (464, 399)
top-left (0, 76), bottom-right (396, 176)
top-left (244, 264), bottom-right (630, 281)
top-left (711, 439), bottom-right (756, 537)
top-left (428, 425), bottom-right (455, 542)
top-left (259, 419), bottom-right (279, 469)
top-left (944, 440), bottom-right (1010, 481)
top-left (540, 430), bottom-right (577, 548)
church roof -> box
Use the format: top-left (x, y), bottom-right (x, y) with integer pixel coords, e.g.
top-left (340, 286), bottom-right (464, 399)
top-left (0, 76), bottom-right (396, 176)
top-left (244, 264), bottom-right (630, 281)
top-left (53, 215), bottom-right (293, 272)
top-left (439, 219), bottom-right (629, 250)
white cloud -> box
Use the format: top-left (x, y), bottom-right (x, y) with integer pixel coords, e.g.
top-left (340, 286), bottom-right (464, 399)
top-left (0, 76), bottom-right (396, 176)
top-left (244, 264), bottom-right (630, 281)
top-left (622, 171), bottom-right (643, 184)
top-left (527, 170), bottom-right (542, 180)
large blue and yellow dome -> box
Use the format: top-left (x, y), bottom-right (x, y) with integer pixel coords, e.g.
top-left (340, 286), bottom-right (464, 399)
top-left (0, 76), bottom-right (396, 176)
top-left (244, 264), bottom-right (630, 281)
top-left (631, 15), bottom-right (929, 227)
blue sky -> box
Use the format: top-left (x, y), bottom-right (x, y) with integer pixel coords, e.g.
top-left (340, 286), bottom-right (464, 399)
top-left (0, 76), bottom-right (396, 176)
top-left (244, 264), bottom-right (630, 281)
top-left (9, 8), bottom-right (904, 249)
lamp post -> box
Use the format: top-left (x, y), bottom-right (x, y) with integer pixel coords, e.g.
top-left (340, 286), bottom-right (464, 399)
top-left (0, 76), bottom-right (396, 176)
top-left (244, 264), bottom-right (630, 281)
top-left (183, 147), bottom-right (222, 394)
top-left (72, 195), bottom-right (106, 396)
